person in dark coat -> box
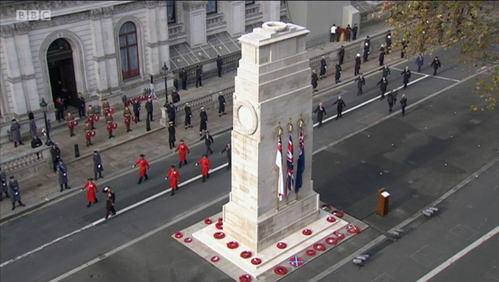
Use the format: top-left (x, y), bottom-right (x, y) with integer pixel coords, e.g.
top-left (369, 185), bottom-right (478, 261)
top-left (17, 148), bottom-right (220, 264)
top-left (352, 23), bottom-right (358, 41)
top-left (10, 119), bottom-right (23, 147)
top-left (171, 89), bottom-right (181, 103)
top-left (221, 143), bottom-right (231, 170)
top-left (133, 99), bottom-right (141, 122)
top-left (55, 96), bottom-right (65, 123)
top-left (338, 46), bottom-right (345, 65)
top-left (400, 66), bottom-right (411, 88)
top-left (216, 55), bottom-right (223, 77)
top-left (9, 176), bottom-right (26, 210)
top-left (415, 54), bottom-right (424, 72)
top-left (104, 186), bottom-right (116, 219)
top-left (29, 114), bottom-right (37, 139)
top-left (313, 102), bottom-right (327, 127)
top-left (184, 103), bottom-right (192, 130)
top-left (195, 65), bottom-right (203, 88)
top-left (355, 74), bottom-right (366, 95)
top-left (319, 56), bottom-right (327, 79)
top-left (167, 102), bottom-right (176, 126)
top-left (380, 64), bottom-right (391, 78)
top-left (400, 94), bottom-right (408, 116)
top-left (77, 92), bottom-right (86, 119)
top-left (430, 56), bottom-right (442, 75)
top-left (345, 25), bottom-right (352, 42)
top-left (31, 135), bottom-right (43, 159)
top-left (311, 70), bottom-right (319, 92)
top-left (168, 121), bottom-right (176, 150)
top-left (93, 150), bottom-right (104, 180)
top-left (199, 107), bottom-right (208, 136)
top-left (50, 143), bottom-right (61, 173)
top-left (200, 130), bottom-right (214, 155)
top-left (377, 76), bottom-right (389, 99)
top-left (379, 50), bottom-right (385, 66)
top-left (145, 98), bottom-right (153, 121)
top-left (354, 54), bottom-right (361, 76)
top-left (57, 159), bottom-right (71, 192)
top-left (386, 90), bottom-right (398, 112)
top-left (335, 62), bottom-right (342, 84)
top-left (333, 96), bottom-right (346, 120)
top-left (180, 68), bottom-right (188, 90)
top-left (218, 92), bottom-right (226, 117)
top-left (363, 43), bottom-right (370, 62)
top-left (0, 167), bottom-right (9, 201)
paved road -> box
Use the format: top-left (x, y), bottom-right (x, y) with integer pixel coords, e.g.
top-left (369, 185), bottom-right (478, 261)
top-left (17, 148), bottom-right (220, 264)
top-left (1, 46), bottom-right (497, 282)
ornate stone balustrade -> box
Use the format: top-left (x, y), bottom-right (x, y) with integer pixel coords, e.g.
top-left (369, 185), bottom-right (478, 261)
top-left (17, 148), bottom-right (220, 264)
top-left (245, 4), bottom-right (262, 21)
top-left (206, 14), bottom-right (225, 27)
top-left (0, 145), bottom-right (51, 179)
top-left (168, 24), bottom-right (183, 37)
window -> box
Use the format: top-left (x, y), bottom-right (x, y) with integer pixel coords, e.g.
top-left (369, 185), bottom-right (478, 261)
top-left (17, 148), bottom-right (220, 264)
top-left (245, 0), bottom-right (254, 5)
top-left (206, 1), bottom-right (217, 14)
top-left (167, 0), bottom-right (176, 24)
top-left (119, 22), bottom-right (140, 79)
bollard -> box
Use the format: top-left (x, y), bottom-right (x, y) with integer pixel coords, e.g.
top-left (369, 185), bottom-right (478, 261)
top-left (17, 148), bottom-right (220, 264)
top-left (376, 188), bottom-right (390, 216)
top-left (146, 117), bottom-right (151, 132)
top-left (74, 144), bottom-right (80, 158)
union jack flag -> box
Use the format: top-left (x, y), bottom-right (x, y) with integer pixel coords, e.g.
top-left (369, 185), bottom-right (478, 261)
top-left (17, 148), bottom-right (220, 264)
top-left (286, 134), bottom-right (294, 197)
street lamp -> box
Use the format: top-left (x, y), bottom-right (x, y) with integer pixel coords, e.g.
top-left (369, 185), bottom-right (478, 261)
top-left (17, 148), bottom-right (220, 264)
top-left (162, 62), bottom-right (169, 103)
top-left (39, 98), bottom-right (51, 145)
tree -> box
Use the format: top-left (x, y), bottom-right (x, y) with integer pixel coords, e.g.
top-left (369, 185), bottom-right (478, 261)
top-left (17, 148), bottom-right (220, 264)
top-left (379, 1), bottom-right (499, 110)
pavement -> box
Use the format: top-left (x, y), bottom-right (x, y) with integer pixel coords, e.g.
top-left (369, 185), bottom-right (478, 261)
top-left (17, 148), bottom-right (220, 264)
top-left (0, 21), bottom-right (399, 222)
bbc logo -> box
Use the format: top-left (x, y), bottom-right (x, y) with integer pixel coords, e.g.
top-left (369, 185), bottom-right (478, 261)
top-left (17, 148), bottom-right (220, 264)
top-left (16, 10), bottom-right (51, 21)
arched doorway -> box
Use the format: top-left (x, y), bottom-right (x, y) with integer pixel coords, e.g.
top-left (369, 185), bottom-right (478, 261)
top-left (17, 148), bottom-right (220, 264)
top-left (47, 38), bottom-right (77, 108)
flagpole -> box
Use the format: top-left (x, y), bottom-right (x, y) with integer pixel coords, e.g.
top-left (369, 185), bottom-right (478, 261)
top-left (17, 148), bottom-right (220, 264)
top-left (276, 123), bottom-right (283, 212)
top-left (287, 118), bottom-right (293, 206)
top-left (296, 114), bottom-right (304, 202)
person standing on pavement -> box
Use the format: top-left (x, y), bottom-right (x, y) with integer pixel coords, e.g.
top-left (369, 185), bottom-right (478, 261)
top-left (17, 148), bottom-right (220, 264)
top-left (10, 119), bottom-right (24, 148)
top-left (355, 74), bottom-right (366, 95)
top-left (319, 56), bottom-right (327, 79)
top-left (311, 70), bottom-right (319, 92)
top-left (0, 167), bottom-right (9, 201)
top-left (83, 178), bottom-right (98, 207)
top-left (93, 150), bottom-right (104, 180)
top-left (84, 121), bottom-right (94, 147)
top-left (9, 176), bottom-right (26, 211)
top-left (167, 102), bottom-right (176, 127)
top-left (313, 102), bottom-right (327, 128)
top-left (77, 92), bottom-right (86, 119)
top-left (346, 25), bottom-right (352, 42)
top-left (87, 105), bottom-right (96, 129)
top-left (145, 98), bottom-right (154, 122)
top-left (31, 135), bottom-right (43, 159)
top-left (199, 107), bottom-right (208, 136)
top-left (338, 46), bottom-right (345, 65)
top-left (218, 92), bottom-right (226, 117)
top-left (133, 99), bottom-right (141, 123)
top-left (430, 56), bottom-right (442, 75)
top-left (166, 165), bottom-right (180, 196)
top-left (221, 143), bottom-right (231, 169)
top-left (400, 66), bottom-right (411, 88)
top-left (29, 113), bottom-right (37, 139)
top-left (133, 154), bottom-right (150, 184)
top-left (102, 99), bottom-right (110, 115)
top-left (65, 112), bottom-right (76, 137)
top-left (104, 186), bottom-right (116, 219)
top-left (400, 94), bottom-right (408, 116)
top-left (168, 121), bottom-right (176, 150)
top-left (201, 131), bottom-right (214, 155)
top-left (217, 55), bottom-right (224, 77)
top-left (50, 143), bottom-right (61, 173)
top-left (175, 140), bottom-right (190, 168)
top-left (171, 88), bottom-right (181, 103)
top-left (195, 65), bottom-right (203, 88)
top-left (363, 42), bottom-right (370, 62)
top-left (55, 97), bottom-right (65, 123)
top-left (415, 54), bottom-right (424, 72)
top-left (335, 62), bottom-right (342, 84)
top-left (354, 54), bottom-right (361, 76)
top-left (379, 49), bottom-right (385, 66)
top-left (184, 103), bottom-right (192, 130)
top-left (180, 68), bottom-right (188, 90)
top-left (387, 90), bottom-right (398, 113)
top-left (196, 155), bottom-right (211, 183)
top-left (352, 23), bottom-right (358, 41)
top-left (377, 76), bottom-right (389, 99)
top-left (123, 105), bottom-right (133, 133)
top-left (330, 24), bottom-right (337, 42)
top-left (57, 159), bottom-right (71, 192)
top-left (105, 112), bottom-right (115, 139)
top-left (380, 64), bottom-right (391, 78)
top-left (333, 96), bottom-right (346, 120)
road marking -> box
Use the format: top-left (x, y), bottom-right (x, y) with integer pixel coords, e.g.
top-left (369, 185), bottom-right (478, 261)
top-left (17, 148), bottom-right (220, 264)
top-left (0, 163), bottom-right (228, 268)
top-left (416, 224), bottom-right (499, 282)
top-left (391, 67), bottom-right (461, 83)
top-left (314, 75), bottom-right (430, 127)
top-left (48, 193), bottom-right (230, 282)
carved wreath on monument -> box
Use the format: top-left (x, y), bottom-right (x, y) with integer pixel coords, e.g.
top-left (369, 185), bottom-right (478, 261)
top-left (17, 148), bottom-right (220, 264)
top-left (234, 97), bottom-right (258, 135)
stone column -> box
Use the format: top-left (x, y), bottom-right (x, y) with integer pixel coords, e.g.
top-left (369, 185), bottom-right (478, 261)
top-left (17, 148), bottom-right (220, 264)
top-left (262, 1), bottom-right (281, 22)
top-left (145, 1), bottom-right (160, 77)
top-left (101, 7), bottom-right (120, 93)
top-left (182, 1), bottom-right (208, 48)
top-left (223, 22), bottom-right (319, 252)
top-left (223, 1), bottom-right (245, 38)
top-left (14, 23), bottom-right (39, 112)
top-left (156, 2), bottom-right (172, 93)
top-left (90, 8), bottom-right (110, 97)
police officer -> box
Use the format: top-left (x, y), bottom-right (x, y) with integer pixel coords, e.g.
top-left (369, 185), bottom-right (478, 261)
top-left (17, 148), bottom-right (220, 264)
top-left (9, 175), bottom-right (26, 210)
top-left (57, 159), bottom-right (71, 192)
top-left (354, 54), bottom-right (361, 76)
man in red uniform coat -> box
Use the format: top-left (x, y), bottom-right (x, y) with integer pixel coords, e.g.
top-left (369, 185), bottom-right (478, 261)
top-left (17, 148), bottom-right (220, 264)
top-left (195, 154), bottom-right (211, 183)
top-left (175, 140), bottom-right (190, 168)
top-left (133, 154), bottom-right (150, 184)
top-left (165, 165), bottom-right (180, 196)
top-left (82, 178), bottom-right (98, 207)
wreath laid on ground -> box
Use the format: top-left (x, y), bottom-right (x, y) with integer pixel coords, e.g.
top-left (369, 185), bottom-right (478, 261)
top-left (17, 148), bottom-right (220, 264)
top-left (204, 218), bottom-right (213, 225)
top-left (276, 242), bottom-right (287, 249)
top-left (239, 274), bottom-right (252, 282)
top-left (313, 243), bottom-right (326, 251)
top-left (174, 232), bottom-right (183, 239)
top-left (240, 251), bottom-right (252, 259)
top-left (346, 224), bottom-right (361, 234)
top-left (211, 256), bottom-right (220, 262)
top-left (184, 237), bottom-right (192, 243)
top-left (214, 232), bottom-right (226, 239)
top-left (326, 216), bottom-right (337, 223)
top-left (227, 241), bottom-right (239, 249)
top-left (251, 258), bottom-right (262, 265)
top-left (306, 249), bottom-right (316, 257)
top-left (218, 217), bottom-right (223, 223)
top-left (332, 210), bottom-right (344, 218)
top-left (302, 229), bottom-right (313, 236)
top-left (334, 231), bottom-right (345, 240)
top-left (216, 222), bottom-right (224, 230)
top-left (274, 266), bottom-right (288, 275)
top-left (325, 237), bottom-right (338, 245)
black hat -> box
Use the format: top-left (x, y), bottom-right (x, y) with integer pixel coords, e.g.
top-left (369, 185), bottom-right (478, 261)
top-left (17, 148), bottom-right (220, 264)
top-left (171, 165), bottom-right (176, 168)
top-left (140, 154), bottom-right (145, 157)
top-left (11, 119), bottom-right (16, 122)
top-left (93, 150), bottom-right (98, 153)
top-left (10, 176), bottom-right (14, 179)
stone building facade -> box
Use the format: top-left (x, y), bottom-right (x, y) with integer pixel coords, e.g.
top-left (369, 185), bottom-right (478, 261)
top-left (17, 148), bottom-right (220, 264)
top-left (0, 1), bottom-right (285, 142)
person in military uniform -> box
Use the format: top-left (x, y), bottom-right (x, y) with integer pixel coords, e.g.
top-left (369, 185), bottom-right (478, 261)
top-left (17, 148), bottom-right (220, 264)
top-left (10, 119), bottom-right (23, 147)
top-left (184, 103), bottom-right (192, 130)
top-left (65, 112), bottom-right (76, 137)
top-left (57, 159), bottom-right (71, 192)
top-left (84, 120), bottom-right (93, 147)
top-left (102, 99), bottom-right (110, 115)
top-left (199, 106), bottom-right (208, 136)
top-left (123, 105), bottom-right (133, 132)
top-left (354, 53), bottom-right (361, 76)
top-left (0, 167), bottom-right (9, 201)
top-left (87, 105), bottom-right (96, 129)
top-left (218, 92), bottom-right (226, 117)
top-left (9, 175), bottom-right (26, 211)
top-left (105, 112), bottom-right (115, 139)
top-left (168, 121), bottom-right (176, 150)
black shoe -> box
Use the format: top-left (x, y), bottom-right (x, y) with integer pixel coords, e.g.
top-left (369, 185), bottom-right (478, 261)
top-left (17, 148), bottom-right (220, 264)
top-left (60, 189), bottom-right (63, 192)
top-left (20, 203), bottom-right (25, 207)
top-left (20, 142), bottom-right (24, 145)
top-left (94, 200), bottom-right (98, 203)
top-left (207, 173), bottom-right (210, 178)
top-left (92, 127), bottom-right (96, 130)
top-left (12, 207), bottom-right (15, 211)
top-left (87, 203), bottom-right (91, 208)
top-left (65, 187), bottom-right (71, 189)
